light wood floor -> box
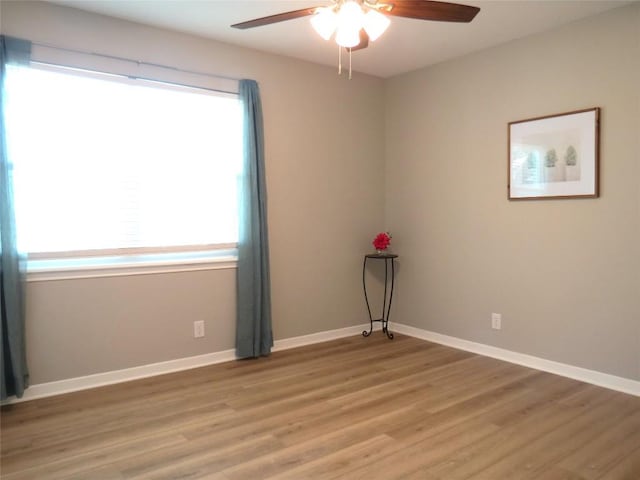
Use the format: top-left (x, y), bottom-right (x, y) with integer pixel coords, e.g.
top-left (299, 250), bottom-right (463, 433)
top-left (1, 334), bottom-right (639, 480)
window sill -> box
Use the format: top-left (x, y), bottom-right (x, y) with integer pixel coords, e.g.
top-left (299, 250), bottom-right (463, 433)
top-left (26, 249), bottom-right (237, 282)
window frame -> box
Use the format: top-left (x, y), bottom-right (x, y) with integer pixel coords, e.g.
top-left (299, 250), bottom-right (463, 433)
top-left (6, 49), bottom-right (242, 280)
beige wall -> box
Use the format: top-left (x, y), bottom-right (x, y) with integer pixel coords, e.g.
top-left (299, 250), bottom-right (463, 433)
top-left (2, 1), bottom-right (385, 384)
top-left (385, 4), bottom-right (640, 380)
top-left (3, 1), bottom-right (638, 386)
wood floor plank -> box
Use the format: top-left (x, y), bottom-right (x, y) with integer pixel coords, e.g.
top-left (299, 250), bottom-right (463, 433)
top-left (1, 334), bottom-right (638, 480)
top-left (595, 445), bottom-right (640, 480)
top-left (328, 417), bottom-right (500, 480)
top-left (263, 434), bottom-right (397, 480)
top-left (416, 386), bottom-right (622, 479)
top-left (454, 390), bottom-right (639, 479)
top-left (1, 406), bottom-right (234, 473)
top-left (560, 409), bottom-right (640, 480)
top-left (222, 403), bottom-right (417, 480)
top-left (0, 434), bottom-right (185, 480)
top-left (124, 434), bottom-right (280, 480)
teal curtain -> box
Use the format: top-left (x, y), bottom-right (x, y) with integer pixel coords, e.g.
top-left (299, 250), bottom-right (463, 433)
top-left (1, 35), bottom-right (31, 400)
top-left (236, 79), bottom-right (273, 358)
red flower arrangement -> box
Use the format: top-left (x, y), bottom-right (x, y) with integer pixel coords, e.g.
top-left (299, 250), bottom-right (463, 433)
top-left (372, 232), bottom-right (392, 252)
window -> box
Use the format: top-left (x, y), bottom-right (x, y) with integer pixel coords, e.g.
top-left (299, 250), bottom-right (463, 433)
top-left (4, 63), bottom-right (242, 274)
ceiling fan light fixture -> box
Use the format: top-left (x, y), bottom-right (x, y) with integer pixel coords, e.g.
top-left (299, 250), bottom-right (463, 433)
top-left (335, 26), bottom-right (361, 48)
top-left (311, 7), bottom-right (337, 40)
top-left (232, 0), bottom-right (481, 79)
top-left (363, 9), bottom-right (390, 41)
top-left (337, 2), bottom-right (364, 29)
top-left (335, 1), bottom-right (365, 48)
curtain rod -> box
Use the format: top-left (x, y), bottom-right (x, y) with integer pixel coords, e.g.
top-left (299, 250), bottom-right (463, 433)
top-left (31, 60), bottom-right (239, 96)
top-left (32, 41), bottom-right (242, 83)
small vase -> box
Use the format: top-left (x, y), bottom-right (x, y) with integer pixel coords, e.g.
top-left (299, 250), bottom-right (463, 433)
top-left (376, 249), bottom-right (385, 255)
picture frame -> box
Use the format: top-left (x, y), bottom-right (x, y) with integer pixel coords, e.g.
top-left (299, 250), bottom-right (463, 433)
top-left (508, 107), bottom-right (600, 200)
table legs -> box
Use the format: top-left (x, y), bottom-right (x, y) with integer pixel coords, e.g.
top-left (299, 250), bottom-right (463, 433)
top-left (362, 256), bottom-right (395, 340)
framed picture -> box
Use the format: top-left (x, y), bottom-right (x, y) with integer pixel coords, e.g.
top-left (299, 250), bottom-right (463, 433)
top-left (508, 107), bottom-right (600, 200)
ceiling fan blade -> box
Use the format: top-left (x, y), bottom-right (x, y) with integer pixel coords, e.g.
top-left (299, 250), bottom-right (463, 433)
top-left (384, 0), bottom-right (480, 23)
top-left (231, 7), bottom-right (320, 29)
top-left (350, 30), bottom-right (370, 52)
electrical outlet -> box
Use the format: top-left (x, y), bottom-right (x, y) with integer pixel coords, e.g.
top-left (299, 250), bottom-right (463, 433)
top-left (491, 313), bottom-right (502, 330)
top-left (193, 320), bottom-right (205, 338)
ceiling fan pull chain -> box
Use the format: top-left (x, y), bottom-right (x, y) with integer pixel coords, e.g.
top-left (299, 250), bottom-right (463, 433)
top-left (338, 44), bottom-right (342, 75)
top-left (349, 48), bottom-right (352, 80)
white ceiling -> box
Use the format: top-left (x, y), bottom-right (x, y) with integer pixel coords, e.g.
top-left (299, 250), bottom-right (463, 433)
top-left (49, 0), bottom-right (636, 78)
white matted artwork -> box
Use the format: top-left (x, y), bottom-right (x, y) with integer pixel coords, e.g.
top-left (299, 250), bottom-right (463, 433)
top-left (508, 108), bottom-right (600, 200)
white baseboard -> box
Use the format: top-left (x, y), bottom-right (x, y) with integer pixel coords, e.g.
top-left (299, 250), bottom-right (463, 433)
top-left (273, 324), bottom-right (368, 352)
top-left (392, 323), bottom-right (640, 397)
top-left (7, 349), bottom-right (237, 404)
top-left (5, 322), bottom-right (637, 404)
top-left (3, 324), bottom-right (369, 404)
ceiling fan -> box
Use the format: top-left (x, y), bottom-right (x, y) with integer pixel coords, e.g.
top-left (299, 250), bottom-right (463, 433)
top-left (231, 1), bottom-right (481, 60)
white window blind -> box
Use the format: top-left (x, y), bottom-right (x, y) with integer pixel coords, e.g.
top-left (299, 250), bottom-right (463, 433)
top-left (4, 63), bottom-right (242, 258)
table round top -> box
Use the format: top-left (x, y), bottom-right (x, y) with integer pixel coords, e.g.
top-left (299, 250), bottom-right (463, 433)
top-left (365, 253), bottom-right (398, 259)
